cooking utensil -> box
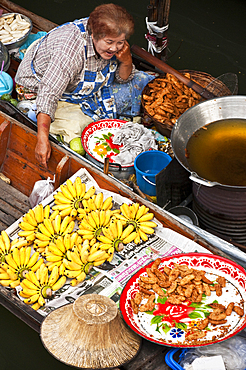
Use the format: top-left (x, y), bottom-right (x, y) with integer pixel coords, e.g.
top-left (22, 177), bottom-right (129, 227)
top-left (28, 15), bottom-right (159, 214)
top-left (171, 95), bottom-right (246, 188)
top-left (131, 44), bottom-right (216, 99)
top-left (120, 253), bottom-right (246, 348)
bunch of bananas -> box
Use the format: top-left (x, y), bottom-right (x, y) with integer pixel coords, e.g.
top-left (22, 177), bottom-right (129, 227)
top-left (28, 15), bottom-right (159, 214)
top-left (53, 177), bottom-right (96, 218)
top-left (0, 230), bottom-right (28, 262)
top-left (113, 203), bottom-right (157, 244)
top-left (64, 239), bottom-right (109, 286)
top-left (79, 193), bottom-right (113, 214)
top-left (18, 204), bottom-right (52, 243)
top-left (0, 246), bottom-right (43, 288)
top-left (45, 233), bottom-right (79, 275)
top-left (19, 264), bottom-right (66, 310)
top-left (98, 219), bottom-right (137, 254)
top-left (77, 209), bottom-right (113, 244)
top-left (34, 214), bottom-right (75, 255)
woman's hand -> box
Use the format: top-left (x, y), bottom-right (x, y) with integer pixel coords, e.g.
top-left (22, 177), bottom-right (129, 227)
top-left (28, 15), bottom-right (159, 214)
top-left (115, 41), bottom-right (133, 80)
top-left (35, 113), bottom-right (52, 168)
top-left (115, 40), bottom-right (132, 66)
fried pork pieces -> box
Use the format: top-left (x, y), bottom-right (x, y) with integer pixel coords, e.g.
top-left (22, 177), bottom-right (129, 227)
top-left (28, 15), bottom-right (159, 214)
top-left (131, 259), bottom-right (244, 343)
top-left (142, 73), bottom-right (201, 128)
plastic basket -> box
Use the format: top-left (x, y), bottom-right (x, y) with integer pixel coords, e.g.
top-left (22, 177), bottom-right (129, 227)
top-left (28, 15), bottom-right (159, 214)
top-left (165, 348), bottom-right (188, 370)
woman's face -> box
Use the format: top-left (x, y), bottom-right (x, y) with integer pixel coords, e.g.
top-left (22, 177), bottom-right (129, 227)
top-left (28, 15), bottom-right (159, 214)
top-left (92, 33), bottom-right (126, 60)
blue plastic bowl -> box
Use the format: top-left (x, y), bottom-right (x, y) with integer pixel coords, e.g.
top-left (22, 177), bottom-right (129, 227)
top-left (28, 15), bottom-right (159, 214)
top-left (134, 150), bottom-right (172, 196)
top-left (0, 71), bottom-right (13, 96)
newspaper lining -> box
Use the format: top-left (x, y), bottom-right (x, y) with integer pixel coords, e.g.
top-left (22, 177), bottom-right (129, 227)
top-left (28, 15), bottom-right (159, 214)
top-left (6, 168), bottom-right (210, 316)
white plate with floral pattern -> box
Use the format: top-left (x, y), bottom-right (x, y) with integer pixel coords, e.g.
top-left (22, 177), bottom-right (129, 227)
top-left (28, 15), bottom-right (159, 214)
top-left (119, 253), bottom-right (246, 347)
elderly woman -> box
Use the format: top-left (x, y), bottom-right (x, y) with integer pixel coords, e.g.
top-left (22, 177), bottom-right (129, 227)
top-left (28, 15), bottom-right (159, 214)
top-left (15, 3), bottom-right (154, 167)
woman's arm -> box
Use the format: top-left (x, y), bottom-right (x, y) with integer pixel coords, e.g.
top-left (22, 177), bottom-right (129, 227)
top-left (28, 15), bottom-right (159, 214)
top-left (35, 112), bottom-right (52, 168)
top-left (115, 41), bottom-right (133, 80)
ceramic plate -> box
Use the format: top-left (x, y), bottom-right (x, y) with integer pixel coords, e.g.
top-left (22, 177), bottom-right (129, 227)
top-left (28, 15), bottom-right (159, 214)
top-left (81, 119), bottom-right (129, 166)
top-left (120, 253), bottom-right (246, 347)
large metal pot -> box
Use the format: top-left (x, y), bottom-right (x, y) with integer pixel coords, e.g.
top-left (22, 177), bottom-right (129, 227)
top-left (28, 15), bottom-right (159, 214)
top-left (171, 95), bottom-right (246, 188)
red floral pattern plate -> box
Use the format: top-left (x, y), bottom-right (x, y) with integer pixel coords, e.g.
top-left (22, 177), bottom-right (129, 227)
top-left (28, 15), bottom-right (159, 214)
top-left (81, 119), bottom-right (130, 166)
top-left (119, 253), bottom-right (246, 347)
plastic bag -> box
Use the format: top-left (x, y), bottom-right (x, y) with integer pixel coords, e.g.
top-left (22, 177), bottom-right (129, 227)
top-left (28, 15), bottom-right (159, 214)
top-left (29, 176), bottom-right (55, 208)
top-left (180, 335), bottom-right (246, 370)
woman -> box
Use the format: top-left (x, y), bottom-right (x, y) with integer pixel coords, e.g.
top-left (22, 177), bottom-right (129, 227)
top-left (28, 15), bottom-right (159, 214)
top-left (16, 3), bottom-right (154, 168)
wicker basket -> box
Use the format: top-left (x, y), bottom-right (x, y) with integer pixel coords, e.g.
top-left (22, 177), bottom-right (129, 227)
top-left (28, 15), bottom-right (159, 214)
top-left (141, 70), bottom-right (233, 137)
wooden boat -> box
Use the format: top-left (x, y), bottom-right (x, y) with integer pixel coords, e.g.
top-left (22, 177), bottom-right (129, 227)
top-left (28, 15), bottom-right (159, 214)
top-left (0, 2), bottom-right (245, 369)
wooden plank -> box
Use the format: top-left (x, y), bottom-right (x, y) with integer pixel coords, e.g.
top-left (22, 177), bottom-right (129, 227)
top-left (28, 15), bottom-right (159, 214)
top-left (0, 177), bottom-right (30, 206)
top-left (0, 117), bottom-right (10, 168)
top-left (123, 339), bottom-right (170, 370)
top-left (0, 198), bottom-right (23, 220)
top-left (0, 207), bottom-right (15, 225)
top-left (0, 179), bottom-right (30, 214)
top-left (0, 219), bottom-right (8, 231)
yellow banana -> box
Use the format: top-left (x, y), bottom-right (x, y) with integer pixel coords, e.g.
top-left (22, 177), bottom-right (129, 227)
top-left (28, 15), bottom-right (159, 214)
top-left (46, 254), bottom-right (62, 263)
top-left (1, 231), bottom-right (10, 250)
top-left (69, 250), bottom-right (82, 266)
top-left (63, 259), bottom-right (81, 271)
top-left (24, 246), bottom-right (32, 266)
top-left (56, 237), bottom-right (66, 254)
top-left (52, 204), bottom-right (72, 211)
top-left (26, 251), bottom-right (40, 268)
top-left (26, 270), bottom-right (40, 287)
top-left (19, 247), bottom-right (26, 267)
top-left (51, 275), bottom-right (66, 291)
top-left (93, 259), bottom-right (106, 266)
top-left (53, 193), bottom-right (72, 204)
top-left (83, 186), bottom-right (96, 200)
top-left (121, 203), bottom-right (131, 219)
top-left (43, 218), bottom-right (55, 235)
top-left (6, 268), bottom-right (18, 281)
top-left (94, 192), bottom-right (103, 209)
top-left (38, 223), bottom-right (52, 238)
top-left (19, 222), bottom-right (36, 231)
top-left (138, 229), bottom-right (149, 242)
top-left (59, 216), bottom-right (71, 234)
top-left (63, 234), bottom-right (71, 251)
top-left (34, 204), bottom-right (44, 223)
top-left (53, 214), bottom-right (61, 234)
top-left (136, 205), bottom-right (148, 220)
top-left (35, 232), bottom-right (51, 241)
top-left (24, 212), bottom-right (37, 227)
top-left (139, 225), bottom-right (155, 234)
top-left (66, 179), bottom-right (77, 198)
top-left (60, 184), bottom-right (74, 200)
top-left (102, 196), bottom-right (113, 211)
top-left (62, 220), bottom-right (75, 235)
top-left (138, 213), bottom-right (154, 222)
top-left (48, 265), bottom-right (59, 286)
top-left (24, 294), bottom-right (40, 305)
top-left (122, 231), bottom-right (137, 244)
top-left (31, 258), bottom-right (44, 272)
top-left (121, 224), bottom-right (135, 240)
top-left (5, 254), bottom-right (17, 269)
top-left (48, 245), bottom-right (64, 257)
top-left (87, 250), bottom-right (108, 262)
top-left (43, 204), bottom-right (50, 219)
top-left (71, 271), bottom-right (86, 286)
top-left (60, 208), bottom-right (73, 218)
top-left (64, 269), bottom-right (81, 278)
top-left (74, 176), bottom-right (83, 197)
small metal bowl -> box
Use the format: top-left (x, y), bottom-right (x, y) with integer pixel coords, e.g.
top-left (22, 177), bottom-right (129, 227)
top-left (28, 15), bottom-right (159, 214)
top-left (0, 13), bottom-right (32, 50)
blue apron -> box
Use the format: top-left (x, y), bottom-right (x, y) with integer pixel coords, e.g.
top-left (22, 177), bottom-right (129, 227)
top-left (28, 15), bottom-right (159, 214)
top-left (31, 18), bottom-right (117, 121)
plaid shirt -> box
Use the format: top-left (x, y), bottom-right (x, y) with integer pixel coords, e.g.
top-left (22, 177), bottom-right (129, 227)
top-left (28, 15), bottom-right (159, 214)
top-left (15, 18), bottom-right (135, 121)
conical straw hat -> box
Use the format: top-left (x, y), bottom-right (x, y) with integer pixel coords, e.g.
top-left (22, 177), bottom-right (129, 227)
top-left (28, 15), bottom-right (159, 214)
top-left (40, 294), bottom-right (141, 369)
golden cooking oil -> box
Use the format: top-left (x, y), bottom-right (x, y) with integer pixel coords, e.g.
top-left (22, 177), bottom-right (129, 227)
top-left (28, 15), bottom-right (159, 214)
top-left (186, 119), bottom-right (246, 186)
